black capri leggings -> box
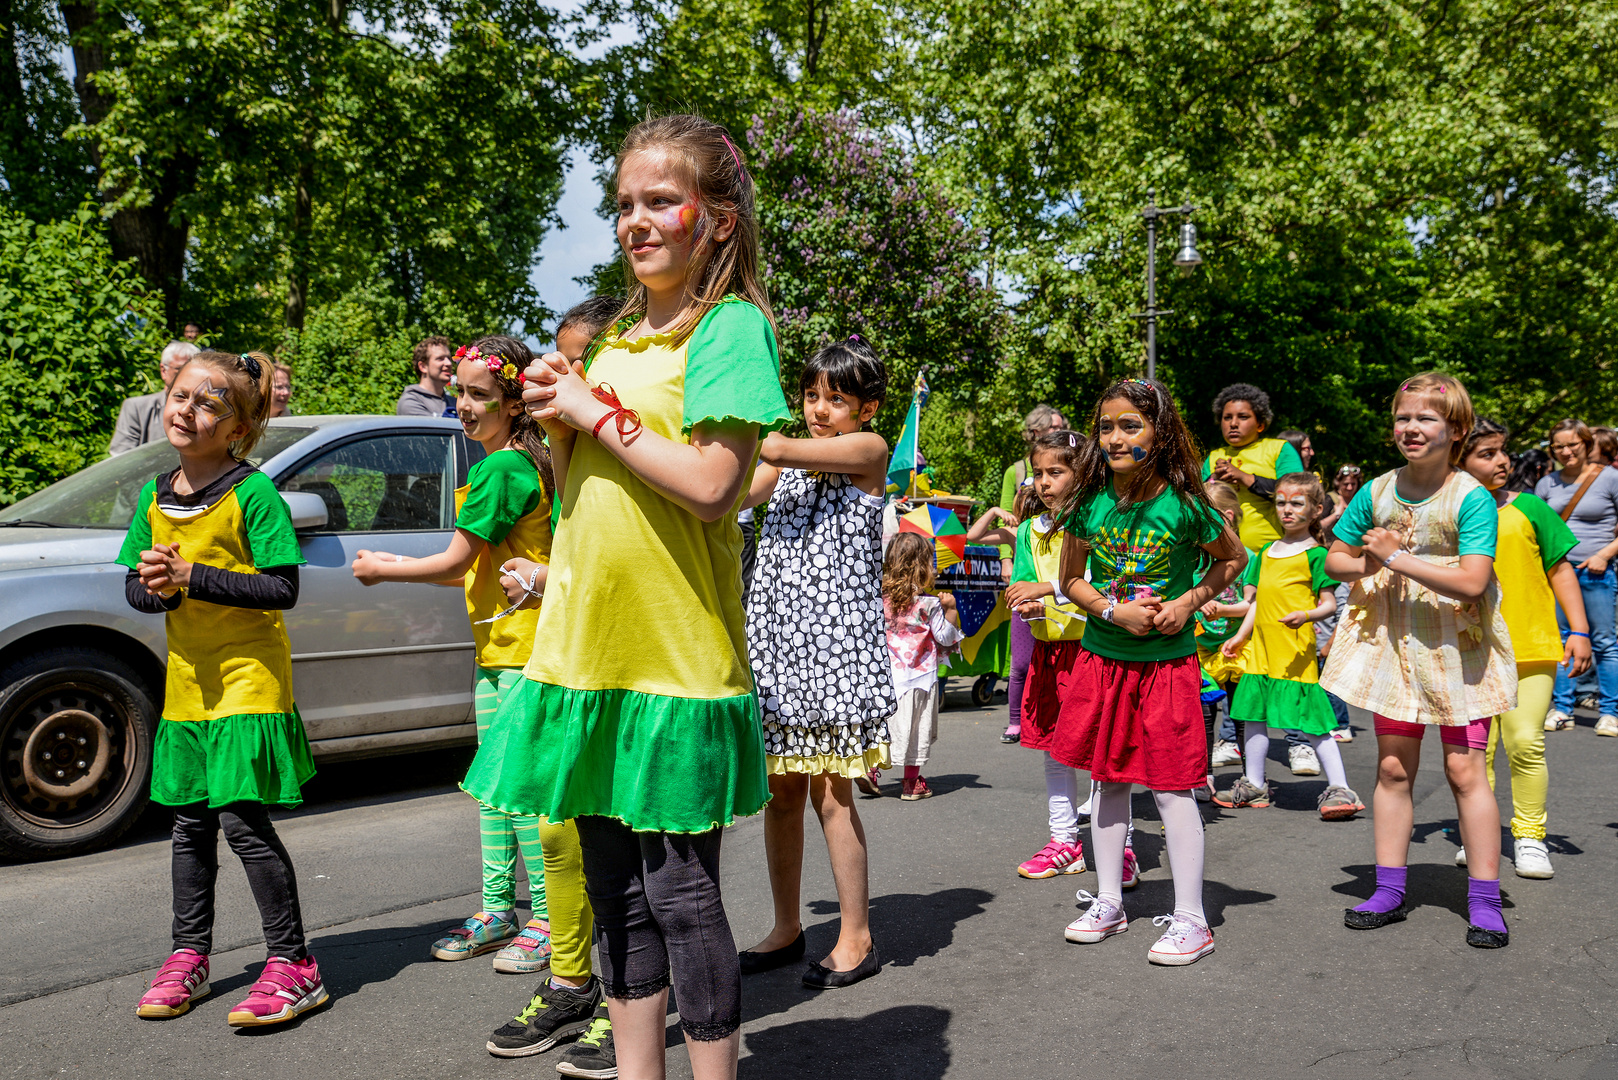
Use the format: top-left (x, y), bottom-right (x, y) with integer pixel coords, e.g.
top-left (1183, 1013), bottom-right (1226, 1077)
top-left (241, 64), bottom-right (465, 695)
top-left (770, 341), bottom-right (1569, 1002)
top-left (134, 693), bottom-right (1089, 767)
top-left (171, 801), bottom-right (307, 959)
top-left (574, 815), bottom-right (740, 1041)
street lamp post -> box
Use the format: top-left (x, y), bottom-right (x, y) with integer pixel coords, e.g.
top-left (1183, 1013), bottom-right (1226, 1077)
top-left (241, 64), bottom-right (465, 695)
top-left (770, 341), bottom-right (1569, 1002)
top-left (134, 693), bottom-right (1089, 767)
top-left (1137, 188), bottom-right (1202, 382)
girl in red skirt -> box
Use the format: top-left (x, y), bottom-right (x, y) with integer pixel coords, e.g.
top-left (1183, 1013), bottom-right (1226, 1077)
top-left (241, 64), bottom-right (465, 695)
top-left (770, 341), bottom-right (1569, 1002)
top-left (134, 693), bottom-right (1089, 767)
top-left (1052, 378), bottom-right (1246, 966)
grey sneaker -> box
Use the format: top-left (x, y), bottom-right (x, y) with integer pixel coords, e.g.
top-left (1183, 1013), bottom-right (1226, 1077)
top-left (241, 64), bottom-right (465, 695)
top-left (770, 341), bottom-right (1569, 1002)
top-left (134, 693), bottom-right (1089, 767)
top-left (487, 978), bottom-right (603, 1058)
top-left (1317, 785), bottom-right (1364, 821)
top-left (1576, 692), bottom-right (1599, 712)
top-left (555, 1005), bottom-right (616, 1077)
top-left (1213, 776), bottom-right (1271, 808)
top-left (1288, 744), bottom-right (1322, 775)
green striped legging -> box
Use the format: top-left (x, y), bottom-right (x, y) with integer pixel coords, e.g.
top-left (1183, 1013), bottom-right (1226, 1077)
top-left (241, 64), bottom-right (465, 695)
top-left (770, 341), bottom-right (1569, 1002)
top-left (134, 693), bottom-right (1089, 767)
top-left (474, 666), bottom-right (593, 980)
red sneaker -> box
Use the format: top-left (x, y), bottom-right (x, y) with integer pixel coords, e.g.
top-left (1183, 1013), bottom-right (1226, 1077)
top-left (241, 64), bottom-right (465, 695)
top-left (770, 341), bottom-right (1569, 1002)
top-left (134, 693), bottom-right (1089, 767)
top-left (227, 955), bottom-right (329, 1027)
top-left (900, 776), bottom-right (934, 801)
top-left (136, 948), bottom-right (210, 1019)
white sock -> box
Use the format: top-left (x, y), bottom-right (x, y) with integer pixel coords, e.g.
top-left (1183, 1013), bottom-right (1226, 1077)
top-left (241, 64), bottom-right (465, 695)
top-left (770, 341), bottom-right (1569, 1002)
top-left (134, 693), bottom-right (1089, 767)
top-left (1090, 782), bottom-right (1133, 904)
top-left (1154, 789), bottom-right (1207, 924)
top-left (1243, 722), bottom-right (1269, 787)
top-left (1044, 753), bottom-right (1080, 845)
top-left (1307, 732), bottom-right (1349, 788)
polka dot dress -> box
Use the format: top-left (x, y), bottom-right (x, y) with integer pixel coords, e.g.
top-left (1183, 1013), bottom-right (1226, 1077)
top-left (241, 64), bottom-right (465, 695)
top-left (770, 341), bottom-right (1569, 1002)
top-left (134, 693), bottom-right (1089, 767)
top-left (747, 467), bottom-right (896, 775)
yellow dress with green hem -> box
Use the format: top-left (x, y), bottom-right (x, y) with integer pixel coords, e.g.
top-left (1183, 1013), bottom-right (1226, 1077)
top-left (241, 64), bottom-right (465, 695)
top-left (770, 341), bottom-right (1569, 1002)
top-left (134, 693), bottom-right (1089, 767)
top-left (461, 297), bottom-right (791, 834)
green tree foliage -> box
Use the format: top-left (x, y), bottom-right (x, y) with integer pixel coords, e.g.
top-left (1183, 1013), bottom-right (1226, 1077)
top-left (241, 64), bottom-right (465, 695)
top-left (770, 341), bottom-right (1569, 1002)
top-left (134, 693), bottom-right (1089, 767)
top-left (0, 0), bottom-right (96, 222)
top-left (0, 201), bottom-right (167, 501)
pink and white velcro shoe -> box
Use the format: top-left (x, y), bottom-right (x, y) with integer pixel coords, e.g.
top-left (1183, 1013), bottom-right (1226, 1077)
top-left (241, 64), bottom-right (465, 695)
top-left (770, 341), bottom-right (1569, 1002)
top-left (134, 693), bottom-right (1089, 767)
top-left (1147, 914), bottom-right (1215, 966)
top-left (136, 948), bottom-right (210, 1019)
top-left (1018, 839), bottom-right (1086, 879)
top-left (227, 955), bottom-right (329, 1027)
top-left (1121, 847), bottom-right (1141, 890)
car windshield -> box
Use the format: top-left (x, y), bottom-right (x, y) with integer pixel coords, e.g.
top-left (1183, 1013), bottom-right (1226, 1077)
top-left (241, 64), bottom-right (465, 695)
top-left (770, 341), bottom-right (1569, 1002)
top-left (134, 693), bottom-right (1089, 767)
top-left (0, 428), bottom-right (314, 529)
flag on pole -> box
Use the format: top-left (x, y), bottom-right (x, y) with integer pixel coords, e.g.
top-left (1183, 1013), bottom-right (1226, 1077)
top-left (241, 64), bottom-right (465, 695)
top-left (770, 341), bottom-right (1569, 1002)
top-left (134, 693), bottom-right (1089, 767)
top-left (885, 370), bottom-right (929, 494)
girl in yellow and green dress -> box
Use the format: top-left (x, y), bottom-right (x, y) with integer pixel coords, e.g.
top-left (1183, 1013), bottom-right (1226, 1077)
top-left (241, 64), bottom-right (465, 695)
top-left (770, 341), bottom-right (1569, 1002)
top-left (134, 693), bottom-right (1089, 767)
top-left (122, 351), bottom-right (326, 1029)
top-left (351, 336), bottom-right (594, 993)
top-left (1215, 473), bottom-right (1361, 820)
top-left (464, 115), bottom-right (790, 1080)
top-left (1460, 418), bottom-right (1592, 879)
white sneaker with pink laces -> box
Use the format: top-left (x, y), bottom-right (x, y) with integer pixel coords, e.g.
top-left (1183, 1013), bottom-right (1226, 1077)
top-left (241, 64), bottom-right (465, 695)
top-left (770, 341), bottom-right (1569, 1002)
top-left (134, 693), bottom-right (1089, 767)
top-left (1146, 914), bottom-right (1215, 966)
top-left (1065, 891), bottom-right (1128, 943)
top-left (1018, 839), bottom-right (1085, 879)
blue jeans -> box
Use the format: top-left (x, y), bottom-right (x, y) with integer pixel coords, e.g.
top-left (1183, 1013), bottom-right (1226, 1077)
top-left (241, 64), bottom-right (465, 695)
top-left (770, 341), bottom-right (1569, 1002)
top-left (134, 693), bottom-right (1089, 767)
top-left (1554, 565), bottom-right (1618, 715)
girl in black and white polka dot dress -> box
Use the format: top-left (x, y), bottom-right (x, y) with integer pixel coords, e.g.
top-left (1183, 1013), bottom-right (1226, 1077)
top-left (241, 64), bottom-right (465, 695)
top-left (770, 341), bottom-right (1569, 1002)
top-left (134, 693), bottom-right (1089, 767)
top-left (737, 338), bottom-right (896, 988)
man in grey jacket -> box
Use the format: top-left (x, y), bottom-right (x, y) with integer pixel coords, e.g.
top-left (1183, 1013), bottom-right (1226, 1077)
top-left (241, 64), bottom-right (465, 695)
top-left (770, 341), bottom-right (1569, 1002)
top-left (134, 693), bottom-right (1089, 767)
top-left (395, 336), bottom-right (456, 417)
top-left (108, 340), bottom-right (200, 455)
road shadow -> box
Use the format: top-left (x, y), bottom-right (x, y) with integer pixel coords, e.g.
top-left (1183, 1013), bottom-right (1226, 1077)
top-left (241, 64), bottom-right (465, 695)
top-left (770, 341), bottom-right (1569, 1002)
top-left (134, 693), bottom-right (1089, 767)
top-left (737, 1004), bottom-right (951, 1079)
top-left (1332, 863), bottom-right (1517, 920)
top-left (855, 773), bottom-right (990, 799)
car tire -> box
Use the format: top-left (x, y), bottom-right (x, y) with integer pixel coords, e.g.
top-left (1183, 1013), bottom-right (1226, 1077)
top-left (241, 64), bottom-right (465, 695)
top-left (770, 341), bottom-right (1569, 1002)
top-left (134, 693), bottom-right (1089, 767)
top-left (972, 674), bottom-right (997, 708)
top-left (0, 647), bottom-right (156, 860)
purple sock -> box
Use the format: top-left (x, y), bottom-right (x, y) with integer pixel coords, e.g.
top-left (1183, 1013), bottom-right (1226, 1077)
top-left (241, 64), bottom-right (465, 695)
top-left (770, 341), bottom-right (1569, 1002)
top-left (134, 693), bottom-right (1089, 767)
top-left (1467, 877), bottom-right (1506, 933)
top-left (1354, 864), bottom-right (1407, 914)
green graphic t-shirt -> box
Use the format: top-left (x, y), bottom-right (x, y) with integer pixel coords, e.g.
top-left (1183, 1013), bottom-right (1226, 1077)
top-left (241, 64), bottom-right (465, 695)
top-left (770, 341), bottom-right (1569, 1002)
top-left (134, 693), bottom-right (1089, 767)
top-left (1066, 484), bottom-right (1226, 661)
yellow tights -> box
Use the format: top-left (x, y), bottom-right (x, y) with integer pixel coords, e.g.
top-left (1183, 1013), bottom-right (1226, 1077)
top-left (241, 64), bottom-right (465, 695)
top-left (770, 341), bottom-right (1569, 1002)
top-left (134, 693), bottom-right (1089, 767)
top-left (1486, 664), bottom-right (1554, 842)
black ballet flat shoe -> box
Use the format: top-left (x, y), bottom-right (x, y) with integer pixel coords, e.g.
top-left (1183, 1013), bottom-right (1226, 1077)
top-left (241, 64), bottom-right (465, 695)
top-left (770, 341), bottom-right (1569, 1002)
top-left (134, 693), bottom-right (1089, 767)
top-left (802, 945), bottom-right (880, 990)
top-left (1466, 925), bottom-right (1509, 949)
top-left (1000, 730), bottom-right (1021, 744)
top-left (738, 931), bottom-right (806, 976)
top-left (1343, 906), bottom-right (1409, 930)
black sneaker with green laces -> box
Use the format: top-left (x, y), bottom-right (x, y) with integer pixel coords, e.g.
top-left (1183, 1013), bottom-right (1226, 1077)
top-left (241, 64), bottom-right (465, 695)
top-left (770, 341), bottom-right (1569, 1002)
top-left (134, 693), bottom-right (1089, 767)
top-left (486, 977), bottom-right (603, 1058)
top-left (555, 1005), bottom-right (616, 1078)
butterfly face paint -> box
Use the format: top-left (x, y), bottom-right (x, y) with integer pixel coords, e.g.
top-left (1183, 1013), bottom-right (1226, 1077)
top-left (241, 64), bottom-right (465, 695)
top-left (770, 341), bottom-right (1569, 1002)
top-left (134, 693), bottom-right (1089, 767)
top-left (1097, 399), bottom-right (1155, 474)
top-left (658, 200), bottom-right (702, 244)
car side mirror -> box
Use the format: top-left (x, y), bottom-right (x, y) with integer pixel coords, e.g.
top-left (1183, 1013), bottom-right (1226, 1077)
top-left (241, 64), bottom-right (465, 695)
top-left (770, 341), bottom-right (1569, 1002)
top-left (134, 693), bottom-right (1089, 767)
top-left (281, 491), bottom-right (330, 531)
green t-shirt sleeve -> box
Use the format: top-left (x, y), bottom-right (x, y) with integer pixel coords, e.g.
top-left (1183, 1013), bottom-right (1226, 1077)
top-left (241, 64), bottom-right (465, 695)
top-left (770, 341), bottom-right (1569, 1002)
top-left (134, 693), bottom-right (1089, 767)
top-left (1242, 541), bottom-right (1269, 589)
top-left (1334, 485), bottom-right (1375, 547)
top-left (239, 472), bottom-right (306, 568)
top-left (1457, 485), bottom-right (1498, 557)
top-left (680, 298), bottom-right (792, 436)
top-left (1513, 493), bottom-right (1578, 571)
top-left (1009, 519), bottom-right (1037, 584)
top-left (115, 481), bottom-right (158, 569)
top-left (1307, 544), bottom-right (1338, 591)
top-left (999, 464), bottom-right (1018, 516)
top-left (1187, 496), bottom-right (1224, 547)
top-left (456, 451), bottom-right (544, 546)
top-left (1200, 454), bottom-right (1214, 481)
top-left (1275, 441), bottom-right (1305, 476)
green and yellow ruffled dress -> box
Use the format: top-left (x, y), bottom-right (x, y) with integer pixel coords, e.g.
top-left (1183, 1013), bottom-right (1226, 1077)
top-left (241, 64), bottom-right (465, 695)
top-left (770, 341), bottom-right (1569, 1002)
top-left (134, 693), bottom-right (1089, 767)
top-left (463, 297), bottom-right (791, 833)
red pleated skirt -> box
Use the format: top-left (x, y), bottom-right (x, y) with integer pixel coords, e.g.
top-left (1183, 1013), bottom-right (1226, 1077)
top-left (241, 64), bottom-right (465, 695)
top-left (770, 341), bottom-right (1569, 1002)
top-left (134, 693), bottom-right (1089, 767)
top-left (1019, 639), bottom-right (1086, 751)
top-left (1048, 648), bottom-right (1207, 790)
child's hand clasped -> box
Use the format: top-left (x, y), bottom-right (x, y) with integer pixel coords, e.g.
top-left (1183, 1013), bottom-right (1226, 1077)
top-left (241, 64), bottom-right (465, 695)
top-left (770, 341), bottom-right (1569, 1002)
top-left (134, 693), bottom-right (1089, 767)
top-left (522, 352), bottom-right (594, 437)
top-left (137, 543), bottom-right (191, 596)
top-left (1360, 527), bottom-right (1406, 564)
top-left (1279, 609), bottom-right (1313, 629)
top-left (499, 558), bottom-right (547, 608)
top-left (1150, 597), bottom-right (1195, 636)
top-left (1111, 594), bottom-right (1163, 636)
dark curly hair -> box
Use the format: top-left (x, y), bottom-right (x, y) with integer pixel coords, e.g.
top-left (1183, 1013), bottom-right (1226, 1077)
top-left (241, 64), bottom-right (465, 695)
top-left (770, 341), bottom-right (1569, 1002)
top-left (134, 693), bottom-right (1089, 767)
top-left (1212, 383), bottom-right (1273, 430)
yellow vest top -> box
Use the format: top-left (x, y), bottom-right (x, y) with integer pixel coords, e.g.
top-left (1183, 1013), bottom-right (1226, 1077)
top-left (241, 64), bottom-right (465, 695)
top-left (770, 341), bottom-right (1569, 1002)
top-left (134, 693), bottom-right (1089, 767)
top-left (1494, 495), bottom-right (1574, 667)
top-left (1205, 438), bottom-right (1293, 549)
top-left (1242, 541), bottom-right (1333, 684)
top-left (455, 449), bottom-right (552, 670)
top-left (1012, 515), bottom-right (1086, 642)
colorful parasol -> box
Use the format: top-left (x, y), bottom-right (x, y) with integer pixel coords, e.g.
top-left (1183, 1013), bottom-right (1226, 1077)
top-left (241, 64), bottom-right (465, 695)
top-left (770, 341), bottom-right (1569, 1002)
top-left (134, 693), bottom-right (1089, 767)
top-left (899, 503), bottom-right (968, 571)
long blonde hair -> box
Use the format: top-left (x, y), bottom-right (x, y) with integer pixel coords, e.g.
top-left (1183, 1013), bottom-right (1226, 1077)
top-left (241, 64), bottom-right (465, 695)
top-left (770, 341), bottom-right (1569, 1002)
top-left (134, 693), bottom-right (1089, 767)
top-left (612, 114), bottom-right (773, 345)
top-left (883, 533), bottom-right (935, 615)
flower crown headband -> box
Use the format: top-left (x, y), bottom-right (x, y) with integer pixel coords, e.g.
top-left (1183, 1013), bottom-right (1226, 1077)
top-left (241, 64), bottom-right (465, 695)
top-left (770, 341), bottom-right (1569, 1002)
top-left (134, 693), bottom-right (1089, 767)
top-left (451, 345), bottom-right (524, 388)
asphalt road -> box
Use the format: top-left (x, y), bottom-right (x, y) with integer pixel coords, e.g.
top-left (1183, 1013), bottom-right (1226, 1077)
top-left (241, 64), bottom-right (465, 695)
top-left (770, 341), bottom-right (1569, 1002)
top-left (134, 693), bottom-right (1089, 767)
top-left (3, 688), bottom-right (1617, 1080)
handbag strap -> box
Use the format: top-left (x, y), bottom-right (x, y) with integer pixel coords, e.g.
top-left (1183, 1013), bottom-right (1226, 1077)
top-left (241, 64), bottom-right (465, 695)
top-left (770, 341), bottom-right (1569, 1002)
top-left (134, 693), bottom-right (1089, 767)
top-left (1559, 467), bottom-right (1601, 522)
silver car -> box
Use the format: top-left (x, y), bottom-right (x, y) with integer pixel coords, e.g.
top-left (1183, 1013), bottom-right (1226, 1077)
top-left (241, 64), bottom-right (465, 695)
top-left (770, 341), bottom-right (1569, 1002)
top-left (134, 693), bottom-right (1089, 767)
top-left (0, 416), bottom-right (490, 859)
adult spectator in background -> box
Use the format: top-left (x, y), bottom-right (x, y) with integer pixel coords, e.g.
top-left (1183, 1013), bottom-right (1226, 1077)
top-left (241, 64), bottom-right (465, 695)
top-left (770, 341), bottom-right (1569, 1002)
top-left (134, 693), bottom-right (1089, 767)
top-left (999, 404), bottom-right (1068, 513)
top-left (1320, 462), bottom-right (1361, 539)
top-left (1278, 429), bottom-right (1316, 473)
top-left (1507, 448), bottom-right (1552, 493)
top-left (271, 362), bottom-right (294, 417)
top-left (396, 336), bottom-right (456, 416)
top-left (1536, 419), bottom-right (1618, 735)
top-left (182, 322), bottom-right (202, 342)
top-left (1202, 383), bottom-right (1304, 550)
top-left (1592, 426), bottom-right (1618, 468)
top-left (108, 339), bottom-right (199, 454)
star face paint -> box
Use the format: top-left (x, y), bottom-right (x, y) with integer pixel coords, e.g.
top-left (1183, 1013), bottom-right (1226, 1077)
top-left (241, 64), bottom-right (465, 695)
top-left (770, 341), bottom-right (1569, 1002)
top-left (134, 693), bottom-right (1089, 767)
top-left (189, 378), bottom-right (235, 437)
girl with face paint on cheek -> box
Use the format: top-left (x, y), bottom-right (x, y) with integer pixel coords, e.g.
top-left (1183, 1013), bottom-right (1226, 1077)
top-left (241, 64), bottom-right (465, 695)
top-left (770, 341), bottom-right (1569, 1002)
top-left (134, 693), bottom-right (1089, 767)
top-left (1041, 378), bottom-right (1245, 967)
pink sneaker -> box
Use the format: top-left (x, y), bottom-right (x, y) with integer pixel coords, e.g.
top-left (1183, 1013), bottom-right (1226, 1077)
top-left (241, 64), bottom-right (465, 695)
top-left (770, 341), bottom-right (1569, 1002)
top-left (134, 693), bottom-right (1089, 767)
top-left (1121, 847), bottom-right (1140, 890)
top-left (136, 948), bottom-right (210, 1018)
top-left (1147, 914), bottom-right (1215, 966)
top-left (227, 956), bottom-right (329, 1027)
top-left (1018, 839), bottom-right (1086, 879)
top-left (1065, 891), bottom-right (1128, 943)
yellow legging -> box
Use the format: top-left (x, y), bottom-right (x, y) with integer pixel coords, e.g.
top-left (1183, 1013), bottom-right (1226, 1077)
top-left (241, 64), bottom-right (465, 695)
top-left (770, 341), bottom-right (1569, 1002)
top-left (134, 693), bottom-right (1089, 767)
top-left (1487, 663), bottom-right (1554, 841)
top-left (475, 667), bottom-right (594, 980)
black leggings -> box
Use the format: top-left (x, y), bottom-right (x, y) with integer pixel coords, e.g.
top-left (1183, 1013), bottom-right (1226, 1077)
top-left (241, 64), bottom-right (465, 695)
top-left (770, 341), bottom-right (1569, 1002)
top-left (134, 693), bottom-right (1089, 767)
top-left (171, 801), bottom-right (307, 959)
top-left (574, 816), bottom-right (740, 1042)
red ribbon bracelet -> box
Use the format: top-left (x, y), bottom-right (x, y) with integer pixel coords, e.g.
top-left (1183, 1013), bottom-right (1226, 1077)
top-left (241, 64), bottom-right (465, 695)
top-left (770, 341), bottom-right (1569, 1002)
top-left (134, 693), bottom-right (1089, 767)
top-left (590, 382), bottom-right (642, 439)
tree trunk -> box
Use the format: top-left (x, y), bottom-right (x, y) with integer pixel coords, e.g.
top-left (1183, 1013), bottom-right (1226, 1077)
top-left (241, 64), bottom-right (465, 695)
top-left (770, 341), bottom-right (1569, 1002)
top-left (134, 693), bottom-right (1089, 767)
top-left (59, 1), bottom-right (191, 329)
top-left (0, 0), bottom-right (35, 211)
top-left (285, 155), bottom-right (313, 330)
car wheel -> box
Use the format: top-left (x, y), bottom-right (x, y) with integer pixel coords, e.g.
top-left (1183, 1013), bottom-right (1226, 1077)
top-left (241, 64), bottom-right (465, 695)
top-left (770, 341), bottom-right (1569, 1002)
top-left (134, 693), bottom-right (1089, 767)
top-left (972, 674), bottom-right (997, 708)
top-left (0, 647), bottom-right (156, 859)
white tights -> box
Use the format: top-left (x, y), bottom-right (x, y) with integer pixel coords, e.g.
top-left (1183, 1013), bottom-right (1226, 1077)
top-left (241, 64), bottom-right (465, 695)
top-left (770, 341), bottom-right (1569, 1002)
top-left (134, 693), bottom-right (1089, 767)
top-left (1090, 782), bottom-right (1205, 923)
top-left (1045, 753), bottom-right (1080, 844)
top-left (1243, 722), bottom-right (1347, 788)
